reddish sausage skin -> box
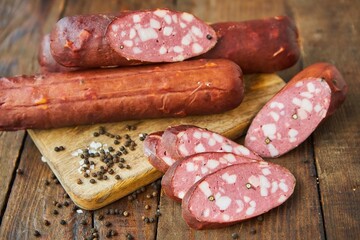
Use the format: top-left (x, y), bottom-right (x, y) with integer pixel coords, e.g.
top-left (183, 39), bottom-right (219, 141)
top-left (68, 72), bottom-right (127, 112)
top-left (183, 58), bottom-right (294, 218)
top-left (245, 63), bottom-right (348, 158)
top-left (161, 125), bottom-right (262, 161)
top-left (182, 162), bottom-right (296, 229)
top-left (143, 131), bottom-right (176, 173)
top-left (38, 34), bottom-right (79, 72)
top-left (106, 9), bottom-right (217, 63)
top-left (162, 152), bottom-right (257, 202)
top-left (199, 16), bottom-right (300, 73)
top-left (0, 59), bottom-right (244, 130)
top-left (50, 14), bottom-right (139, 68)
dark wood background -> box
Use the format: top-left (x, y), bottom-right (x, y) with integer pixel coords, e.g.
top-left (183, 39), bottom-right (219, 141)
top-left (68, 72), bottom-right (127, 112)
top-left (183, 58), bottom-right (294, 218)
top-left (0, 0), bottom-right (359, 239)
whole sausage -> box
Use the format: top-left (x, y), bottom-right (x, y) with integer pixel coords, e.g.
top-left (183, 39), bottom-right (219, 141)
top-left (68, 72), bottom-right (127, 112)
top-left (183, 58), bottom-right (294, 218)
top-left (143, 131), bottom-right (176, 173)
top-left (0, 59), bottom-right (244, 130)
top-left (161, 125), bottom-right (262, 161)
top-left (245, 63), bottom-right (348, 158)
top-left (162, 152), bottom-right (257, 202)
top-left (49, 10), bottom-right (217, 68)
top-left (182, 162), bottom-right (296, 229)
top-left (106, 9), bottom-right (217, 62)
top-left (198, 16), bottom-right (300, 73)
top-left (38, 34), bottom-right (79, 72)
top-left (50, 14), bottom-right (139, 68)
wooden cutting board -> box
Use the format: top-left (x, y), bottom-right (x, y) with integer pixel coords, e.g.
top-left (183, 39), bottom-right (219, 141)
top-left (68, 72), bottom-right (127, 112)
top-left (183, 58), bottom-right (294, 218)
top-left (28, 74), bottom-right (285, 210)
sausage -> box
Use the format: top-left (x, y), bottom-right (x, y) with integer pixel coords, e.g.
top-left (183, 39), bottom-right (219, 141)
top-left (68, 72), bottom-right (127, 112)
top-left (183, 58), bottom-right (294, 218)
top-left (143, 131), bottom-right (176, 173)
top-left (198, 16), bottom-right (300, 74)
top-left (0, 59), bottom-right (243, 130)
top-left (50, 14), bottom-right (139, 68)
top-left (162, 152), bottom-right (257, 202)
top-left (245, 62), bottom-right (348, 158)
top-left (161, 125), bottom-right (262, 161)
top-left (106, 9), bottom-right (217, 63)
top-left (38, 34), bottom-right (79, 72)
top-left (48, 10), bottom-right (216, 69)
top-left (182, 162), bottom-right (296, 229)
top-left (45, 14), bottom-right (298, 73)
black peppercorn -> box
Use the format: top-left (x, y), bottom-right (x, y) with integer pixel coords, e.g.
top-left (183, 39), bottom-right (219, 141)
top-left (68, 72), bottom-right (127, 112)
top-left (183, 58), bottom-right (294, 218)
top-left (99, 127), bottom-right (106, 134)
top-left (60, 219), bottom-right (67, 225)
top-left (231, 233), bottom-right (239, 239)
top-left (34, 230), bottom-right (41, 237)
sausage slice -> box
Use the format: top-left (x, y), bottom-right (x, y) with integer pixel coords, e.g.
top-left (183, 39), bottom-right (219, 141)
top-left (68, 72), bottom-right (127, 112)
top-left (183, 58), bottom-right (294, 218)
top-left (245, 63), bottom-right (348, 158)
top-left (182, 162), bottom-right (296, 229)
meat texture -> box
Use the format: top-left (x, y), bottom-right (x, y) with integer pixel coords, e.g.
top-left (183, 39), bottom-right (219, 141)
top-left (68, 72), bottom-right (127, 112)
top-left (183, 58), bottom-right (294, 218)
top-left (0, 59), bottom-right (244, 130)
top-left (245, 62), bottom-right (348, 158)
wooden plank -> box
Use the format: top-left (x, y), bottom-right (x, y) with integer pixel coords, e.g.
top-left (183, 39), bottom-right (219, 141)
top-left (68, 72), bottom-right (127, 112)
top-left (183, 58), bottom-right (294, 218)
top-left (0, 0), bottom-right (65, 223)
top-left (93, 181), bottom-right (161, 240)
top-left (0, 132), bottom-right (24, 219)
top-left (156, 0), bottom-right (325, 239)
top-left (157, 140), bottom-right (324, 239)
top-left (287, 0), bottom-right (360, 239)
top-left (28, 73), bottom-right (285, 210)
top-left (0, 137), bottom-right (93, 239)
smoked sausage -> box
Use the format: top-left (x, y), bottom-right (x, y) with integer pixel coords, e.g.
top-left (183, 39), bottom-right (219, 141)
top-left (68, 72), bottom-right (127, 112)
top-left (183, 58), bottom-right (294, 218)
top-left (162, 152), bottom-right (257, 202)
top-left (38, 34), bottom-right (78, 72)
top-left (161, 125), bottom-right (262, 161)
top-left (182, 162), bottom-right (296, 229)
top-left (245, 63), bottom-right (348, 158)
top-left (50, 14), bottom-right (139, 68)
top-left (106, 9), bottom-right (217, 62)
top-left (199, 16), bottom-right (300, 73)
top-left (0, 59), bottom-right (244, 130)
top-left (143, 131), bottom-right (176, 173)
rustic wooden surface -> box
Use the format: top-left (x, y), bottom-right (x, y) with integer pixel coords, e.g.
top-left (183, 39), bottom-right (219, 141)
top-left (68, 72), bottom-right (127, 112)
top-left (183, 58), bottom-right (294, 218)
top-left (0, 0), bottom-right (359, 239)
top-left (28, 73), bottom-right (284, 210)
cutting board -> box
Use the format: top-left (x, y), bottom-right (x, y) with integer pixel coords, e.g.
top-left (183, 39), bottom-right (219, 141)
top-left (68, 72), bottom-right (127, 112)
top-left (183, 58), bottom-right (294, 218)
top-left (28, 74), bottom-right (285, 210)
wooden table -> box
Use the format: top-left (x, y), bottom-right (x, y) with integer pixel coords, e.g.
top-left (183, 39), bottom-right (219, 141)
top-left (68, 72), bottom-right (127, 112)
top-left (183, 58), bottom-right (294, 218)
top-left (0, 0), bottom-right (359, 239)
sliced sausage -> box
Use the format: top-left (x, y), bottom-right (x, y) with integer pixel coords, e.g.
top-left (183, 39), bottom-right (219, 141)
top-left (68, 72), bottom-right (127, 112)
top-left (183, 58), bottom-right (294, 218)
top-left (50, 14), bottom-right (139, 68)
top-left (162, 152), bottom-right (257, 202)
top-left (38, 34), bottom-right (79, 72)
top-left (161, 125), bottom-right (262, 161)
top-left (143, 131), bottom-right (176, 173)
top-left (182, 162), bottom-right (296, 229)
top-left (0, 59), bottom-right (243, 130)
top-left (245, 62), bottom-right (348, 158)
top-left (106, 9), bottom-right (217, 62)
top-left (198, 16), bottom-right (300, 73)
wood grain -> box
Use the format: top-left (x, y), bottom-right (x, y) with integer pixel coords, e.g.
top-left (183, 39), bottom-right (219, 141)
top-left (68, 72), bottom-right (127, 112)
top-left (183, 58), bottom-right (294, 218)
top-left (0, 0), bottom-right (64, 225)
top-left (288, 0), bottom-right (360, 239)
top-left (0, 137), bottom-right (93, 239)
top-left (0, 131), bottom-right (25, 220)
top-left (28, 73), bottom-right (285, 210)
top-left (93, 181), bottom-right (161, 240)
top-left (1, 0), bottom-right (359, 239)
top-left (156, 1), bottom-right (325, 239)
top-left (157, 139), bottom-right (325, 239)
